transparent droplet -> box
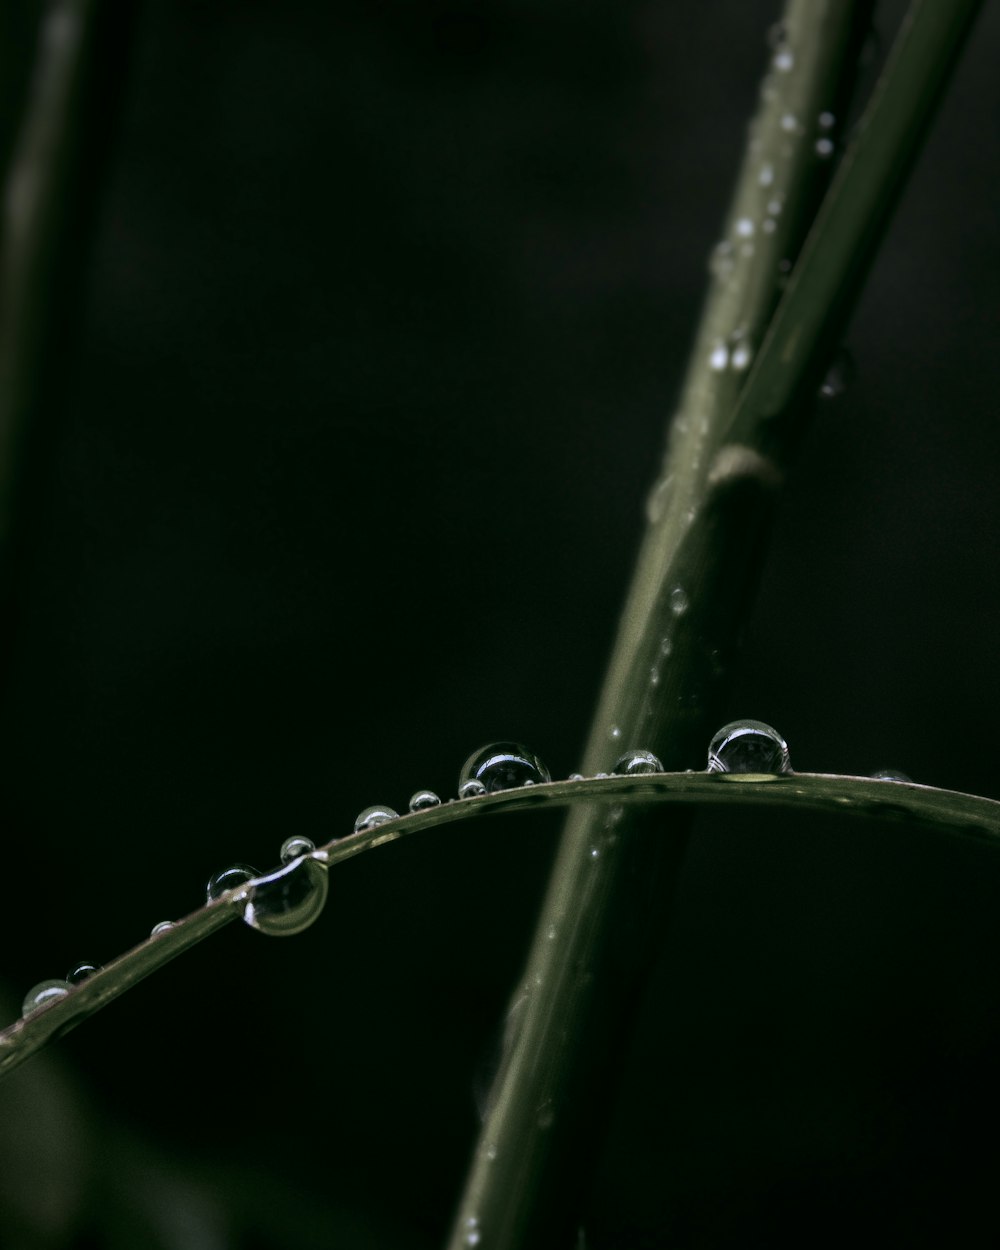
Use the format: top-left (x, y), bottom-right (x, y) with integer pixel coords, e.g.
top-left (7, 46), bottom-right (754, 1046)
top-left (409, 789), bottom-right (441, 812)
top-left (818, 347), bottom-right (855, 399)
top-left (458, 778), bottom-right (487, 799)
top-left (815, 137), bottom-right (835, 159)
top-left (609, 725), bottom-right (622, 741)
top-left (871, 768), bottom-right (912, 783)
top-left (669, 586), bottom-right (689, 615)
top-left (243, 855), bottom-right (329, 937)
top-left (537, 1098), bottom-right (555, 1130)
top-left (66, 962), bottom-right (98, 985)
top-left (206, 863), bottom-right (258, 902)
top-left (612, 749), bottom-right (664, 776)
top-left (150, 921), bottom-right (175, 937)
top-left (463, 1216), bottom-right (482, 1247)
top-left (708, 239), bottom-right (734, 279)
top-left (780, 113), bottom-right (798, 132)
top-left (735, 216), bottom-right (754, 238)
top-left (709, 342), bottom-right (729, 371)
top-left (354, 804), bottom-right (399, 832)
top-left (459, 742), bottom-right (551, 795)
top-left (280, 835), bottom-right (315, 864)
top-left (731, 342), bottom-right (752, 371)
top-left (707, 720), bottom-right (791, 774)
top-left (773, 47), bottom-right (794, 72)
top-left (818, 110), bottom-right (835, 129)
top-left (758, 163), bottom-right (774, 187)
top-left (22, 980), bottom-right (71, 1017)
top-left (568, 773), bottom-right (584, 782)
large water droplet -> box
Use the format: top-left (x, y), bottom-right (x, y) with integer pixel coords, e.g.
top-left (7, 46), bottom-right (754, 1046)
top-left (22, 980), bottom-right (71, 1016)
top-left (707, 720), bottom-right (791, 774)
top-left (206, 863), bottom-right (259, 902)
top-left (459, 743), bottom-right (551, 795)
top-left (871, 768), bottom-right (912, 783)
top-left (280, 835), bottom-right (315, 863)
top-left (66, 962), bottom-right (98, 985)
top-left (243, 856), bottom-right (329, 937)
top-left (409, 789), bottom-right (441, 812)
top-left (354, 804), bottom-right (399, 832)
top-left (150, 921), bottom-right (175, 937)
top-left (612, 749), bottom-right (663, 776)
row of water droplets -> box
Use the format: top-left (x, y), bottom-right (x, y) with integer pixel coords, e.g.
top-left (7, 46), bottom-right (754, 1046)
top-left (17, 726), bottom-right (911, 1022)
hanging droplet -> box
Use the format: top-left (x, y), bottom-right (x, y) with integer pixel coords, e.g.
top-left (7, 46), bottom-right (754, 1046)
top-left (243, 856), bottom-right (329, 937)
top-left (280, 835), bottom-right (315, 863)
top-left (206, 863), bottom-right (259, 902)
top-left (22, 979), bottom-right (71, 1017)
top-left (150, 921), bottom-right (175, 937)
top-left (353, 804), bottom-right (399, 832)
top-left (458, 779), bottom-right (487, 799)
top-left (707, 720), bottom-right (791, 774)
top-left (409, 789), bottom-right (442, 812)
top-left (818, 346), bottom-right (855, 399)
top-left (459, 743), bottom-right (551, 795)
top-left (66, 962), bottom-right (98, 985)
top-left (612, 749), bottom-right (663, 776)
top-left (871, 768), bottom-right (912, 783)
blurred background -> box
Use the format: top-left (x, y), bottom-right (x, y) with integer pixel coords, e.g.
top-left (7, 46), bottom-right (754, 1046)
top-left (1, 0), bottom-right (999, 1246)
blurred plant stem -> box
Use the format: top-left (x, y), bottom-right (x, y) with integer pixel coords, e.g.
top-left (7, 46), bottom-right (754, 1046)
top-left (0, 0), bottom-right (133, 610)
top-left (447, 2), bottom-right (983, 1246)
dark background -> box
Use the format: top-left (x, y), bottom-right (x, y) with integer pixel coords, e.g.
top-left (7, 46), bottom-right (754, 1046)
top-left (1, 1), bottom-right (999, 1246)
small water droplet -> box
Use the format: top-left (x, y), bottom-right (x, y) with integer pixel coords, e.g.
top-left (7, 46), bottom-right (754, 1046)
top-left (735, 217), bottom-right (754, 238)
top-left (206, 863), bottom-right (258, 902)
top-left (708, 239), bottom-right (734, 279)
top-left (613, 749), bottom-right (663, 775)
top-left (707, 720), bottom-right (791, 774)
top-left (767, 198), bottom-right (783, 216)
top-left (871, 769), bottom-right (912, 783)
top-left (609, 725), bottom-right (622, 741)
top-left (773, 48), bottom-right (794, 72)
top-left (66, 963), bottom-right (98, 985)
top-left (150, 921), bottom-right (175, 937)
top-left (818, 110), bottom-right (835, 129)
top-left (709, 342), bottom-right (729, 371)
top-left (568, 773), bottom-right (584, 782)
top-left (280, 835), bottom-right (315, 864)
top-left (408, 789), bottom-right (441, 812)
top-left (818, 346), bottom-right (855, 399)
top-left (547, 925), bottom-right (557, 941)
top-left (537, 1099), bottom-right (555, 1130)
top-left (243, 856), bottom-right (329, 937)
top-left (486, 1143), bottom-right (498, 1161)
top-left (758, 162), bottom-right (774, 187)
top-left (762, 217), bottom-right (776, 233)
top-left (463, 1216), bottom-right (481, 1247)
top-left (354, 804), bottom-right (399, 832)
top-left (649, 666), bottom-right (660, 687)
top-left (669, 586), bottom-right (689, 615)
top-left (780, 113), bottom-right (798, 132)
top-left (660, 636), bottom-right (673, 657)
top-left (459, 743), bottom-right (551, 795)
top-left (645, 474), bottom-right (673, 524)
top-left (815, 137), bottom-right (835, 159)
top-left (459, 778), bottom-right (487, 799)
top-left (731, 342), bottom-right (752, 370)
top-left (590, 846), bottom-right (600, 859)
top-left (22, 980), bottom-right (71, 1017)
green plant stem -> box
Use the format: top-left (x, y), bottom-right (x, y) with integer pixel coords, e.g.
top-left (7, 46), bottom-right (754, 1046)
top-left (1, 771), bottom-right (996, 1081)
top-left (446, 1), bottom-right (985, 1245)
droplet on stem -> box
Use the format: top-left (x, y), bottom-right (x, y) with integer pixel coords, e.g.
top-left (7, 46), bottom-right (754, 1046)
top-left (280, 836), bottom-right (315, 864)
top-left (871, 768), bottom-right (912, 783)
top-left (707, 720), bottom-right (792, 774)
top-left (243, 856), bottom-right (329, 937)
top-left (459, 743), bottom-right (551, 795)
top-left (206, 863), bottom-right (259, 902)
top-left (22, 980), bottom-right (71, 1017)
top-left (354, 805), bottom-right (399, 832)
top-left (409, 789), bottom-right (441, 812)
top-left (612, 749), bottom-right (664, 776)
top-left (66, 963), bottom-right (98, 985)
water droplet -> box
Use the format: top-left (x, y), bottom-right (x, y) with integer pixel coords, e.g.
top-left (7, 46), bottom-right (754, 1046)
top-left (660, 636), bottom-right (673, 657)
top-left (22, 980), bottom-right (71, 1016)
top-left (537, 1099), bottom-right (555, 1130)
top-left (590, 846), bottom-right (601, 859)
top-left (709, 342), bottom-right (729, 371)
top-left (780, 113), bottom-right (798, 132)
top-left (458, 778), bottom-right (487, 799)
top-left (609, 725), bottom-right (622, 741)
top-left (408, 789), bottom-right (441, 812)
top-left (818, 346), bottom-right (855, 399)
top-left (767, 198), bottom-right (783, 216)
top-left (280, 835), bottom-right (315, 863)
top-left (762, 217), bottom-right (776, 233)
top-left (150, 921), bottom-right (175, 937)
top-left (758, 162), bottom-right (774, 187)
top-left (206, 863), bottom-right (258, 902)
top-left (354, 804), bottom-right (399, 832)
top-left (669, 586), bottom-right (689, 615)
top-left (818, 110), bottom-right (835, 129)
top-left (463, 1216), bottom-right (481, 1247)
top-left (707, 720), bottom-right (791, 774)
top-left (731, 342), bottom-right (752, 370)
top-left (871, 768), bottom-right (912, 783)
top-left (646, 474), bottom-right (673, 524)
top-left (568, 773), bottom-right (584, 782)
top-left (459, 743), bottom-right (551, 794)
top-left (613, 749), bottom-right (663, 776)
top-left (66, 963), bottom-right (98, 984)
top-left (708, 239), bottom-right (734, 278)
top-left (486, 1143), bottom-right (498, 1161)
top-left (773, 48), bottom-right (794, 72)
top-left (547, 925), bottom-right (557, 941)
top-left (766, 20), bottom-right (787, 49)
top-left (243, 855), bottom-right (329, 937)
top-left (735, 217), bottom-right (754, 238)
top-left (649, 666), bottom-right (660, 687)
top-left (815, 137), bottom-right (835, 159)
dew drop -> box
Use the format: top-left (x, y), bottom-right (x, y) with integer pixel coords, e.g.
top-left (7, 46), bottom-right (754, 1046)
top-left (707, 720), bottom-right (791, 774)
top-left (709, 342), bottom-right (729, 371)
top-left (66, 963), bottom-right (98, 985)
top-left (731, 342), bottom-right (752, 370)
top-left (409, 789), bottom-right (442, 812)
top-left (463, 1216), bottom-right (481, 1247)
top-left (767, 198), bottom-right (783, 216)
top-left (669, 586), bottom-right (689, 615)
top-left (590, 846), bottom-right (601, 859)
top-left (758, 162), bottom-right (774, 187)
top-left (818, 110), bottom-right (835, 129)
top-left (243, 855), bottom-right (329, 937)
top-left (660, 636), bottom-right (673, 657)
top-left (762, 217), bottom-right (776, 233)
top-left (613, 748), bottom-right (663, 775)
top-left (735, 217), bottom-right (754, 238)
top-left (459, 778), bottom-right (487, 799)
top-left (780, 113), bottom-right (798, 132)
top-left (871, 768), bottom-right (912, 783)
top-left (815, 137), bottom-right (835, 159)
top-left (818, 346), bottom-right (855, 399)
top-left (459, 742), bottom-right (551, 794)
top-left (150, 921), bottom-right (175, 937)
top-left (354, 804), bottom-right (399, 832)
top-left (609, 725), bottom-right (622, 741)
top-left (568, 773), bottom-right (584, 782)
top-left (22, 980), bottom-right (71, 1017)
top-left (280, 835), bottom-right (315, 864)
top-left (708, 239), bottom-right (734, 278)
top-left (773, 48), bottom-right (794, 72)
top-left (537, 1099), bottom-right (555, 1130)
top-left (206, 863), bottom-right (258, 902)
